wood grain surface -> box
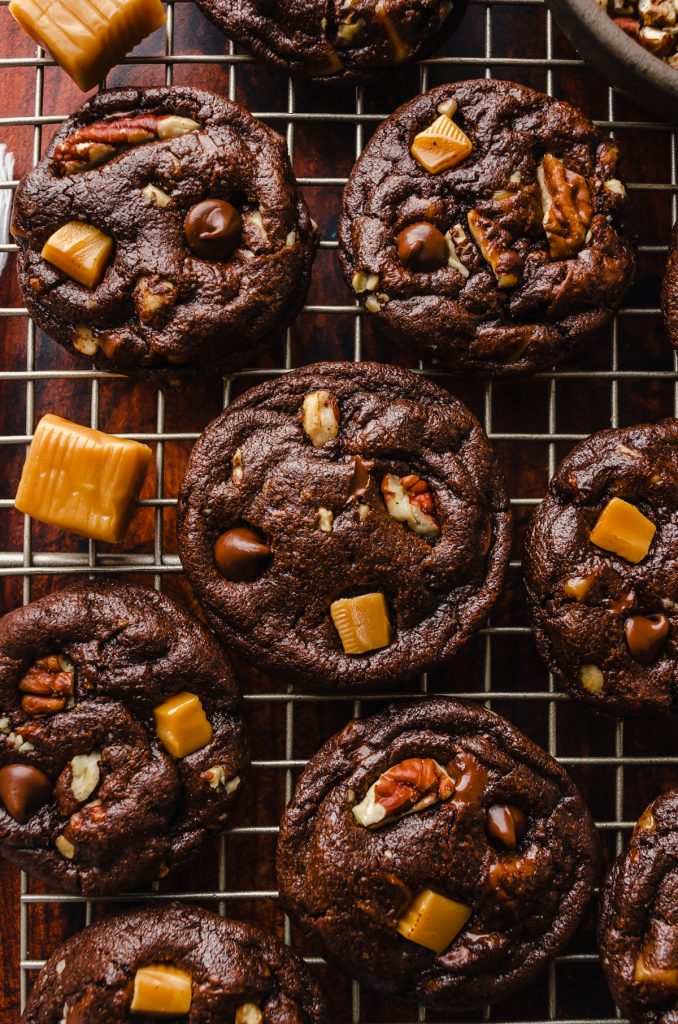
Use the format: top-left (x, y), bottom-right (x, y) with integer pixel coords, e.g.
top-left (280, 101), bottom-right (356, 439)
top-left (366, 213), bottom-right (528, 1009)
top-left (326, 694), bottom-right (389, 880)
top-left (0, 2), bottom-right (677, 1020)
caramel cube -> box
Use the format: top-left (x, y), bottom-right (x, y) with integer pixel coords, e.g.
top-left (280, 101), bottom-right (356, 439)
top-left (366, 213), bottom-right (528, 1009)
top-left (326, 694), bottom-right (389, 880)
top-left (411, 114), bottom-right (472, 174)
top-left (330, 593), bottom-right (392, 655)
top-left (15, 414), bottom-right (152, 543)
top-left (10, 0), bottom-right (166, 92)
top-left (396, 889), bottom-right (471, 954)
top-left (131, 964), bottom-right (192, 1016)
top-left (153, 691), bottom-right (213, 759)
top-left (589, 497), bottom-right (656, 564)
top-left (42, 221), bottom-right (113, 289)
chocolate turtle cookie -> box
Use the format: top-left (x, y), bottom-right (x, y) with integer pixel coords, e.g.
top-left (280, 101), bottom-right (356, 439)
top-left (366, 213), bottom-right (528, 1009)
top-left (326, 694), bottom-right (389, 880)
top-left (599, 790), bottom-right (678, 1024)
top-left (339, 79), bottom-right (635, 375)
top-left (661, 224), bottom-right (678, 355)
top-left (0, 580), bottom-right (248, 895)
top-left (11, 87), bottom-right (318, 383)
top-left (22, 903), bottom-right (328, 1022)
top-left (193, 0), bottom-right (467, 84)
top-left (177, 361), bottom-right (511, 690)
top-left (524, 420), bottom-right (677, 717)
top-left (277, 697), bottom-right (600, 1010)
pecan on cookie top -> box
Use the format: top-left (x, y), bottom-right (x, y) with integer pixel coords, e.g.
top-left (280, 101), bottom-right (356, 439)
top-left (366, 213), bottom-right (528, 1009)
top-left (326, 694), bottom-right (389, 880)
top-left (524, 419), bottom-right (677, 717)
top-left (339, 79), bottom-right (635, 376)
top-left (177, 361), bottom-right (512, 690)
top-left (11, 86), bottom-right (318, 383)
top-left (599, 790), bottom-right (678, 1024)
top-left (0, 581), bottom-right (248, 895)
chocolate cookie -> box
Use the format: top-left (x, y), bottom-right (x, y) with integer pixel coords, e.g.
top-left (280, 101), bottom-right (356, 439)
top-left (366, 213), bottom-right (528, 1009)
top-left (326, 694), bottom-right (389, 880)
top-left (22, 903), bottom-right (328, 1022)
top-left (277, 697), bottom-right (600, 1010)
top-left (11, 87), bottom-right (318, 383)
top-left (177, 361), bottom-right (511, 690)
top-left (661, 223), bottom-right (678, 354)
top-left (0, 580), bottom-right (248, 895)
top-left (193, 0), bottom-right (467, 84)
top-left (339, 79), bottom-right (635, 375)
top-left (524, 420), bottom-right (677, 717)
top-left (599, 789), bottom-right (678, 1024)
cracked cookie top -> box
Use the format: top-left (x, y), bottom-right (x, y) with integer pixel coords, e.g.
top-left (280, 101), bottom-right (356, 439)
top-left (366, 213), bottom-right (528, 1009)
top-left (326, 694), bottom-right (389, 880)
top-left (599, 789), bottom-right (678, 1024)
top-left (11, 86), bottom-right (318, 384)
top-left (193, 0), bottom-right (467, 83)
top-left (339, 79), bottom-right (635, 376)
top-left (176, 361), bottom-right (511, 690)
top-left (524, 419), bottom-right (678, 717)
top-left (0, 580), bottom-right (248, 896)
top-left (276, 697), bottom-right (600, 1011)
top-left (22, 903), bottom-right (327, 1022)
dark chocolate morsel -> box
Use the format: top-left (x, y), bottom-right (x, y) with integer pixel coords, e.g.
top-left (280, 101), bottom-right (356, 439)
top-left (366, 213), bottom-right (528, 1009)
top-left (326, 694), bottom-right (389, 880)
top-left (349, 455), bottom-right (375, 499)
top-left (624, 614), bottom-right (670, 665)
top-left (0, 764), bottom-right (52, 824)
top-left (486, 804), bottom-right (528, 849)
top-left (396, 222), bottom-right (448, 273)
top-left (184, 199), bottom-right (242, 261)
top-left (214, 526), bottom-right (271, 582)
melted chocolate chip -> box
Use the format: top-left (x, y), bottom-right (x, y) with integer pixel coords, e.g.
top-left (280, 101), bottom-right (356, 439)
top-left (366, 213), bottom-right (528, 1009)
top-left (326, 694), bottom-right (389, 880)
top-left (214, 525), bottom-right (271, 582)
top-left (611, 590), bottom-right (635, 615)
top-left (624, 614), bottom-right (670, 665)
top-left (486, 804), bottom-right (528, 849)
top-left (184, 199), bottom-right (242, 261)
top-left (450, 751), bottom-right (487, 804)
top-left (396, 222), bottom-right (448, 273)
top-left (349, 456), bottom-right (375, 499)
top-left (0, 764), bottom-right (52, 823)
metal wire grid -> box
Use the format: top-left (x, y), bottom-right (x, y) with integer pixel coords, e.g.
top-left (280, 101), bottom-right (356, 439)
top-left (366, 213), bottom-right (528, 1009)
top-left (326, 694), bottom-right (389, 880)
top-left (0, 0), bottom-right (675, 1020)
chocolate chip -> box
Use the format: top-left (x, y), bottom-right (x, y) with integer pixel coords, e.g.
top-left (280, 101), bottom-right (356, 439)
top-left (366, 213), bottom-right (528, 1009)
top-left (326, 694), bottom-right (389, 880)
top-left (214, 525), bottom-right (271, 582)
top-left (0, 764), bottom-right (52, 823)
top-left (396, 222), bottom-right (448, 272)
top-left (624, 614), bottom-right (669, 665)
top-left (184, 199), bottom-right (242, 261)
top-left (486, 804), bottom-right (528, 850)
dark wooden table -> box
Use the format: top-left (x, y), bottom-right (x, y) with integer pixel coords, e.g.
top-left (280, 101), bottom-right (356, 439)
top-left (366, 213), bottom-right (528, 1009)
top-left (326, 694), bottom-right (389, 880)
top-left (0, 1), bottom-right (677, 1019)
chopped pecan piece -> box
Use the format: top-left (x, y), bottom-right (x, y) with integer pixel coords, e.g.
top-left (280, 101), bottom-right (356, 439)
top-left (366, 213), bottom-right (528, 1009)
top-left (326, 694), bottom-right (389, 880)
top-left (381, 473), bottom-right (439, 536)
top-left (19, 654), bottom-right (74, 717)
top-left (537, 153), bottom-right (593, 260)
top-left (52, 114), bottom-right (200, 176)
top-left (352, 757), bottom-right (455, 828)
top-left (467, 210), bottom-right (522, 288)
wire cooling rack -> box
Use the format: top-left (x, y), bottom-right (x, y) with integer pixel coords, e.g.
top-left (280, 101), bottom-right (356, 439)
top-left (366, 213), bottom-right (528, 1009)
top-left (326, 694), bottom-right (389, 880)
top-left (0, 0), bottom-right (677, 1020)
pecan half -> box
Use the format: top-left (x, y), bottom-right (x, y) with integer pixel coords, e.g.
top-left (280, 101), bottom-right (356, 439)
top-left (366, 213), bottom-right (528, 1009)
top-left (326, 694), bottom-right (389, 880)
top-left (467, 210), bottom-right (522, 288)
top-left (52, 114), bottom-right (200, 176)
top-left (19, 655), bottom-right (74, 717)
top-left (537, 153), bottom-right (593, 260)
top-left (352, 757), bottom-right (455, 828)
top-left (381, 473), bottom-right (439, 536)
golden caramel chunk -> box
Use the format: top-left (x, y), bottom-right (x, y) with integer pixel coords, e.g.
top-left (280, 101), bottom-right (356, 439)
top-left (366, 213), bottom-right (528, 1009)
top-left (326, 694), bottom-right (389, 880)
top-left (330, 593), bottom-right (392, 655)
top-left (589, 497), bottom-right (656, 564)
top-left (563, 575), bottom-right (594, 601)
top-left (635, 805), bottom-right (656, 832)
top-left (375, 1), bottom-right (410, 61)
top-left (42, 221), bottom-right (113, 289)
top-left (15, 414), bottom-right (152, 543)
top-left (634, 955), bottom-right (678, 988)
top-left (10, 0), bottom-right (166, 92)
top-left (131, 964), bottom-right (193, 1016)
top-left (396, 889), bottom-right (471, 954)
top-left (153, 691), bottom-right (213, 759)
top-left (411, 113), bottom-right (472, 174)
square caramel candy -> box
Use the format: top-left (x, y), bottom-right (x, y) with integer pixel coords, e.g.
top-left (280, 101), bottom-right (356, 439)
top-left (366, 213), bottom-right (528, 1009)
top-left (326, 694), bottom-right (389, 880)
top-left (15, 414), bottom-right (152, 543)
top-left (411, 113), bottom-right (473, 174)
top-left (153, 691), bottom-right (213, 758)
top-left (330, 592), bottom-right (392, 655)
top-left (131, 964), bottom-right (192, 1016)
top-left (10, 0), bottom-right (166, 92)
top-left (589, 497), bottom-right (656, 564)
top-left (396, 888), bottom-right (471, 954)
top-left (42, 221), bottom-right (113, 290)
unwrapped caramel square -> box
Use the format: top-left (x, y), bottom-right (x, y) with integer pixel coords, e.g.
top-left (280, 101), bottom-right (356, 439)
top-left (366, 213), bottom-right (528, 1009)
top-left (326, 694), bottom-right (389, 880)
top-left (9, 0), bottom-right (166, 92)
top-left (589, 497), bottom-right (656, 564)
top-left (15, 414), bottom-right (152, 543)
top-left (153, 691), bottom-right (213, 758)
top-left (131, 964), bottom-right (192, 1015)
top-left (396, 888), bottom-right (471, 953)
